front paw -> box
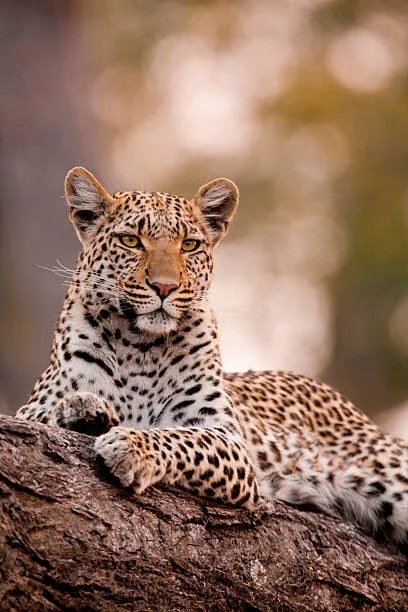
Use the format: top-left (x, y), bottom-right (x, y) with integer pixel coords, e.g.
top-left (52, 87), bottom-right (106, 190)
top-left (94, 427), bottom-right (160, 492)
top-left (51, 392), bottom-right (119, 436)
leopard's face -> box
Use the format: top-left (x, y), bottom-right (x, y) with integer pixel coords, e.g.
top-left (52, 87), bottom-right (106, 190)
top-left (66, 168), bottom-right (238, 337)
top-left (81, 192), bottom-right (214, 335)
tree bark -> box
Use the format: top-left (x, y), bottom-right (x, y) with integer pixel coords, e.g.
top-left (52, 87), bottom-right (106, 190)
top-left (0, 415), bottom-right (406, 611)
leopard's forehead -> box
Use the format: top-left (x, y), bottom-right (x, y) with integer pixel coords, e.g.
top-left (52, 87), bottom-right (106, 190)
top-left (110, 190), bottom-right (204, 239)
top-left (113, 190), bottom-right (189, 208)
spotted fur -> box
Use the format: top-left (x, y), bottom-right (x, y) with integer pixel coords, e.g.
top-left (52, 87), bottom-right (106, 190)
top-left (17, 167), bottom-right (408, 546)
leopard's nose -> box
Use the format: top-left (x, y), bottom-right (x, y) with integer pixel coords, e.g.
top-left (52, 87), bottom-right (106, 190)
top-left (148, 280), bottom-right (179, 298)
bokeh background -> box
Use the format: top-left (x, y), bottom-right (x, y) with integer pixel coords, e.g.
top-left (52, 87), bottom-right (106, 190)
top-left (0, 0), bottom-right (407, 436)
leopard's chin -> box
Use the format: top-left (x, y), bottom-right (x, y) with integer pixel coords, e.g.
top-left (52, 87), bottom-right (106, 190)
top-left (136, 310), bottom-right (179, 336)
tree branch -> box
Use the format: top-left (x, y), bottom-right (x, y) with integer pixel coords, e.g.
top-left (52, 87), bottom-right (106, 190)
top-left (0, 415), bottom-right (406, 611)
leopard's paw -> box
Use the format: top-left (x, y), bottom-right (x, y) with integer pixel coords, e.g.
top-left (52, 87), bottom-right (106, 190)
top-left (94, 427), bottom-right (161, 492)
top-left (51, 392), bottom-right (119, 436)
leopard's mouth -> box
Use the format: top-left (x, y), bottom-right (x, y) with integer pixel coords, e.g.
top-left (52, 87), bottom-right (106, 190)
top-left (119, 298), bottom-right (177, 319)
top-left (119, 298), bottom-right (179, 336)
top-left (136, 310), bottom-right (179, 336)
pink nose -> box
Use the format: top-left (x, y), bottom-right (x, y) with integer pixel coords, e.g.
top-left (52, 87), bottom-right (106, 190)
top-left (150, 281), bottom-right (179, 298)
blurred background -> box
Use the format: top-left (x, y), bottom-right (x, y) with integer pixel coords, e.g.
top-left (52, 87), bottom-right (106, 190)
top-left (0, 0), bottom-right (407, 436)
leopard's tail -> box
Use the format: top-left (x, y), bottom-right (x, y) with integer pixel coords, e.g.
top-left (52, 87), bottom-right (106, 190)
top-left (274, 442), bottom-right (408, 547)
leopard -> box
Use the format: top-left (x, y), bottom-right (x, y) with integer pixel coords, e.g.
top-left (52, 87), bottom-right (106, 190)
top-left (17, 166), bottom-right (408, 548)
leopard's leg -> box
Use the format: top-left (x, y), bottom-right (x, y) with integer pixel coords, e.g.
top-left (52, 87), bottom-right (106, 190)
top-left (17, 392), bottom-right (119, 436)
top-left (94, 426), bottom-right (260, 508)
top-left (16, 403), bottom-right (55, 425)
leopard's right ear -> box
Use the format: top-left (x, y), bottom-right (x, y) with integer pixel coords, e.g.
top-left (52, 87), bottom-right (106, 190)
top-left (65, 167), bottom-right (115, 243)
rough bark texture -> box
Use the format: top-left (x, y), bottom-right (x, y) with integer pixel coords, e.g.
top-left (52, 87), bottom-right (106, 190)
top-left (0, 415), bottom-right (406, 611)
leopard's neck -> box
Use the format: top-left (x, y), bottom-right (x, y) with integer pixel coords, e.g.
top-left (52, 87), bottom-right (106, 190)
top-left (56, 289), bottom-right (223, 376)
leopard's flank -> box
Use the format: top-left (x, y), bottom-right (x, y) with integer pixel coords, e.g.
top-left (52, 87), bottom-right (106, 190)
top-left (17, 167), bottom-right (408, 547)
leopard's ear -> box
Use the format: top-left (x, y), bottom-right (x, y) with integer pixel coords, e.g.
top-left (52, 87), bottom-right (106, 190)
top-left (65, 167), bottom-right (114, 243)
top-left (194, 178), bottom-right (239, 246)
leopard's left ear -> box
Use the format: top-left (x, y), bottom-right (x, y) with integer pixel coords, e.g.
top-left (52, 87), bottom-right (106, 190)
top-left (65, 166), bottom-right (115, 244)
top-left (194, 178), bottom-right (239, 246)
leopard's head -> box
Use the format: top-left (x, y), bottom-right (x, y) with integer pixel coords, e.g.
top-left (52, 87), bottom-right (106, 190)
top-left (65, 167), bottom-right (238, 336)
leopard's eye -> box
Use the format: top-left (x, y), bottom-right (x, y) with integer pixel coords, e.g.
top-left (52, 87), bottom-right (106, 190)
top-left (181, 239), bottom-right (201, 252)
top-left (119, 235), bottom-right (142, 249)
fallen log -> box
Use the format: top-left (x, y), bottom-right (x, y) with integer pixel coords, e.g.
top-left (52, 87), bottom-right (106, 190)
top-left (0, 415), bottom-right (406, 611)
